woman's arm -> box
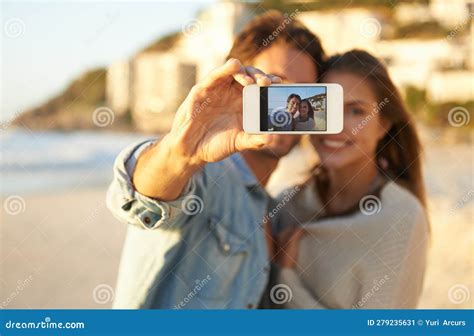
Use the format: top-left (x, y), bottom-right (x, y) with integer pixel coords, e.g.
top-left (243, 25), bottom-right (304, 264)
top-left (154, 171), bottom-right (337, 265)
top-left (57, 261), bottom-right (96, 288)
top-left (276, 267), bottom-right (330, 309)
top-left (274, 228), bottom-right (330, 309)
top-left (355, 207), bottom-right (429, 308)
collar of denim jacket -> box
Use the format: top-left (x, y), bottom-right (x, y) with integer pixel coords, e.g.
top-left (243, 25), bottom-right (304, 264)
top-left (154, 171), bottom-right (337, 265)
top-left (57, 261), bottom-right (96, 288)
top-left (229, 153), bottom-right (259, 188)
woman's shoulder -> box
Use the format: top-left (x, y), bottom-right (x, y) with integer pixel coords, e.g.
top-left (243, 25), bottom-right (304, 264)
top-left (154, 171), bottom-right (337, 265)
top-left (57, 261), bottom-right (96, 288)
top-left (379, 181), bottom-right (429, 233)
top-left (381, 182), bottom-right (424, 215)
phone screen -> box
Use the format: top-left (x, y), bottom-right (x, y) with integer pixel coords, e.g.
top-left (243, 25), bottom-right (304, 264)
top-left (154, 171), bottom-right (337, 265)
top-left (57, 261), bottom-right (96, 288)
top-left (260, 86), bottom-right (327, 132)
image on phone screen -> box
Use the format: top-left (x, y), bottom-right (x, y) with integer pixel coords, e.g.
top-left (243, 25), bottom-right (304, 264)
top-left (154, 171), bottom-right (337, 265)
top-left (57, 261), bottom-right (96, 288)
top-left (260, 86), bottom-right (327, 132)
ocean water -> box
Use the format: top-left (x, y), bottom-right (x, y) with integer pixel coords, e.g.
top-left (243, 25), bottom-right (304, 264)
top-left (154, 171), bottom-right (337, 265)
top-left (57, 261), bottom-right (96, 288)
top-left (0, 129), bottom-right (150, 195)
top-left (1, 128), bottom-right (472, 206)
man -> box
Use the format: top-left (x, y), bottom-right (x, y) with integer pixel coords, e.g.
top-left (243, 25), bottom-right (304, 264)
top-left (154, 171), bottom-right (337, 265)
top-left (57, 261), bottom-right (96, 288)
top-left (269, 94), bottom-right (301, 131)
top-left (107, 10), bottom-right (325, 309)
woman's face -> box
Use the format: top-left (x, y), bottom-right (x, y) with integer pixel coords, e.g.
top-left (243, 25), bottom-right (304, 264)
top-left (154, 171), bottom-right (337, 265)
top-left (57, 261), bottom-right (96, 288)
top-left (311, 71), bottom-right (390, 170)
top-left (300, 101), bottom-right (309, 119)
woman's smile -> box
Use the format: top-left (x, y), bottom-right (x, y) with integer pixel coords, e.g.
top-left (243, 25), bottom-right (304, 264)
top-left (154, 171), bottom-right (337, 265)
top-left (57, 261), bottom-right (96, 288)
top-left (317, 137), bottom-right (354, 150)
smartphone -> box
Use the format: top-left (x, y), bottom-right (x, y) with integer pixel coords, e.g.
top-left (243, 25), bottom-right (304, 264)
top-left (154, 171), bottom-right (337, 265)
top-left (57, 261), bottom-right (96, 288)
top-left (243, 83), bottom-right (343, 134)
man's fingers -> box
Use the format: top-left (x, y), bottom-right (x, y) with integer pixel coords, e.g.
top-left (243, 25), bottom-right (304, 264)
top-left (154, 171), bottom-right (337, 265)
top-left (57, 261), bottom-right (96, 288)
top-left (198, 60), bottom-right (282, 90)
top-left (199, 58), bottom-right (244, 89)
top-left (245, 66), bottom-right (272, 86)
top-left (234, 132), bottom-right (272, 152)
top-left (269, 75), bottom-right (282, 83)
top-left (277, 226), bottom-right (296, 243)
top-left (281, 228), bottom-right (304, 248)
top-left (233, 72), bottom-right (254, 86)
top-left (289, 228), bottom-right (304, 237)
top-left (289, 228), bottom-right (305, 243)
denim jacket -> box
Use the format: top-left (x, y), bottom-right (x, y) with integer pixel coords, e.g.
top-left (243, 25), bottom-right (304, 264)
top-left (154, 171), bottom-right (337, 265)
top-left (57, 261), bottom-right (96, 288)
top-left (106, 140), bottom-right (271, 309)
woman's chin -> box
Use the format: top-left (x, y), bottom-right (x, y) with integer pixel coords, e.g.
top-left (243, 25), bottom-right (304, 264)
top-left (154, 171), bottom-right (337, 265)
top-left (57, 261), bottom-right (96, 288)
top-left (318, 157), bottom-right (346, 171)
top-left (315, 149), bottom-right (353, 170)
top-left (313, 138), bottom-right (359, 169)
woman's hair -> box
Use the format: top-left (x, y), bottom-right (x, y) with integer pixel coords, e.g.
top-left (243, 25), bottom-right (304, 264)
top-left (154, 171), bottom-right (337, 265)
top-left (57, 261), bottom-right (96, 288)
top-left (321, 49), bottom-right (426, 207)
top-left (227, 10), bottom-right (326, 76)
top-left (300, 99), bottom-right (314, 120)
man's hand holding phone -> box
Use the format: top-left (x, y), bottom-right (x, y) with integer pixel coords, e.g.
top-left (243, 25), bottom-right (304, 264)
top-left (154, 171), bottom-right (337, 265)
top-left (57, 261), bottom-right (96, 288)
top-left (132, 59), bottom-right (281, 200)
top-left (169, 58), bottom-right (281, 164)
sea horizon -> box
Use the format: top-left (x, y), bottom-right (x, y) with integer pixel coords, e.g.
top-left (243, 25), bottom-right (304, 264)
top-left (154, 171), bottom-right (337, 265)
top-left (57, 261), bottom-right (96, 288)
top-left (0, 128), bottom-right (149, 196)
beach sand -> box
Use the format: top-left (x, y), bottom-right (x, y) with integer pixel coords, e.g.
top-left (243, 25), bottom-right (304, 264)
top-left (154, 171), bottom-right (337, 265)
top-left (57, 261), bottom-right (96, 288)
top-left (417, 141), bottom-right (473, 309)
top-left (1, 137), bottom-right (472, 309)
top-left (1, 188), bottom-right (125, 308)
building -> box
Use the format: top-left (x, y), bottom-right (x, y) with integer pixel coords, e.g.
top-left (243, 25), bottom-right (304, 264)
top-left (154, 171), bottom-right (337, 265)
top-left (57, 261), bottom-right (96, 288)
top-left (106, 2), bottom-right (251, 133)
top-left (106, 1), bottom-right (473, 133)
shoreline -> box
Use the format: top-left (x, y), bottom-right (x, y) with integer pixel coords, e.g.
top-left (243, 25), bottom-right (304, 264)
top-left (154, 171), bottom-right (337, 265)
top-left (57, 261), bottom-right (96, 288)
top-left (3, 122), bottom-right (472, 144)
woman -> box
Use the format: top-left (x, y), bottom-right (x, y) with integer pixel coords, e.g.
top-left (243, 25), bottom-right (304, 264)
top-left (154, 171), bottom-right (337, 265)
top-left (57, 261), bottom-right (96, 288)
top-left (272, 50), bottom-right (430, 309)
top-left (294, 99), bottom-right (316, 131)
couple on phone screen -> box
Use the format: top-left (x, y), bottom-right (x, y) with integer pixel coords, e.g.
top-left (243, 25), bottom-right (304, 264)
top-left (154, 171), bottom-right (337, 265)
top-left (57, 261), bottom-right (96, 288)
top-left (269, 94), bottom-right (317, 131)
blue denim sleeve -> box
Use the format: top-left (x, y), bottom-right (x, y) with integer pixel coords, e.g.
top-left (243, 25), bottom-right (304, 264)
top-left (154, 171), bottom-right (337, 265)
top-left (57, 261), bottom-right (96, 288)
top-left (106, 139), bottom-right (206, 230)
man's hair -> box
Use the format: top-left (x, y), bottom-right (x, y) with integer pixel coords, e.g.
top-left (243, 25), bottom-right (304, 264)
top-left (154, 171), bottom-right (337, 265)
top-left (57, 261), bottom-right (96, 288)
top-left (287, 93), bottom-right (302, 103)
top-left (227, 10), bottom-right (325, 75)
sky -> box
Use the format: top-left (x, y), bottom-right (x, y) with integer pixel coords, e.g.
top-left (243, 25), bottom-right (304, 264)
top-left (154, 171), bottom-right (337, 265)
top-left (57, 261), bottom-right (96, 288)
top-left (1, 0), bottom-right (215, 121)
top-left (268, 86), bottom-right (326, 110)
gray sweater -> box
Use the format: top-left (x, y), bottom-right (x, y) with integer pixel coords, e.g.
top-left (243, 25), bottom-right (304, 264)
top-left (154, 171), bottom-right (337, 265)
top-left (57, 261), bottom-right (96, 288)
top-left (274, 180), bottom-right (429, 309)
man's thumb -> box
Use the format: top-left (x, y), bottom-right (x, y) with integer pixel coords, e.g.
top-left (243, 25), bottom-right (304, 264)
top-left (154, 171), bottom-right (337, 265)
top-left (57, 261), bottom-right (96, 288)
top-left (235, 132), bottom-right (272, 151)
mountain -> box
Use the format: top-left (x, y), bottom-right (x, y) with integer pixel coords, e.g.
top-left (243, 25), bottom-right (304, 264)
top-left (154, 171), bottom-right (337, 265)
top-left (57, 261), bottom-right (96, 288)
top-left (12, 68), bottom-right (133, 131)
top-left (11, 31), bottom-right (186, 132)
